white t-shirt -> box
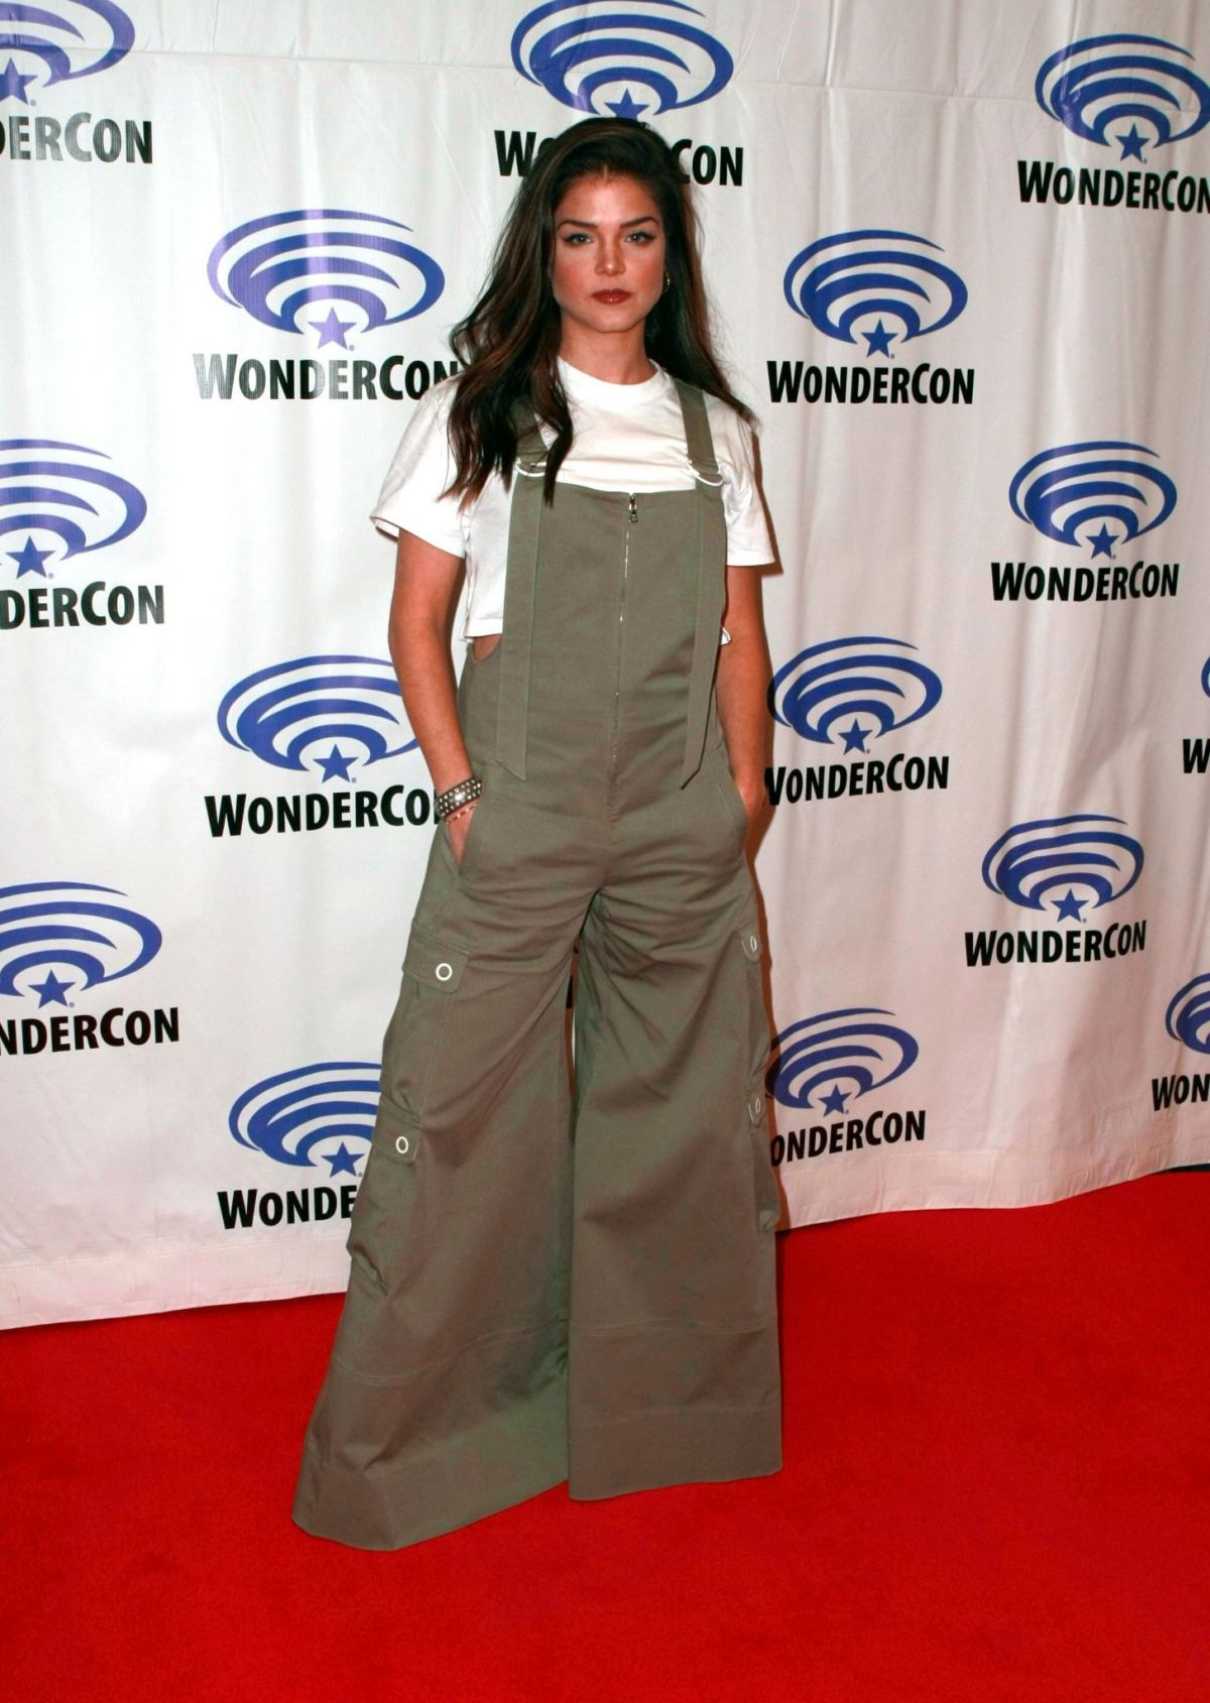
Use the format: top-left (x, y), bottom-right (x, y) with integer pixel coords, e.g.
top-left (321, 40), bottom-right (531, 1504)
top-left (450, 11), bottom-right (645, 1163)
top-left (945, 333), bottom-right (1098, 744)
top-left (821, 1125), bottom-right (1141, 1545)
top-left (371, 356), bottom-right (775, 638)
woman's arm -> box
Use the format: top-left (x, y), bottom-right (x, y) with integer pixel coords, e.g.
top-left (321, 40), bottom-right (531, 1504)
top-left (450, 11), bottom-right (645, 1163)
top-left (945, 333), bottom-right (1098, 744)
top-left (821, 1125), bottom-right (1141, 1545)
top-left (715, 564), bottom-right (774, 829)
top-left (387, 527), bottom-right (479, 859)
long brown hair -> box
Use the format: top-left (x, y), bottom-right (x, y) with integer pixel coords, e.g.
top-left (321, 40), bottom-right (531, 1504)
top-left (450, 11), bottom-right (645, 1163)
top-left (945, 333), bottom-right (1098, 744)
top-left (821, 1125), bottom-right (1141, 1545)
top-left (444, 116), bottom-right (753, 506)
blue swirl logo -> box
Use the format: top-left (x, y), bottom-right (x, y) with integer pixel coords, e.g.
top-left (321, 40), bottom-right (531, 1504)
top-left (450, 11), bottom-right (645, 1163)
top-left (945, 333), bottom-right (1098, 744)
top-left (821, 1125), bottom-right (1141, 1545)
top-left (1036, 34), bottom-right (1210, 161)
top-left (982, 815), bottom-right (1143, 919)
top-left (1009, 441), bottom-right (1177, 560)
top-left (0, 1), bottom-right (133, 104)
top-left (229, 1062), bottom-right (380, 1174)
top-left (769, 637), bottom-right (942, 753)
top-left (511, 0), bottom-right (732, 117)
top-left (768, 1008), bottom-right (918, 1114)
top-left (1165, 975), bottom-right (1210, 1055)
top-left (0, 438), bottom-right (146, 580)
top-left (217, 656), bottom-right (417, 783)
top-left (1202, 656), bottom-right (1210, 700)
top-left (783, 230), bottom-right (967, 358)
top-left (0, 881), bottom-right (161, 1008)
top-left (207, 210), bottom-right (445, 349)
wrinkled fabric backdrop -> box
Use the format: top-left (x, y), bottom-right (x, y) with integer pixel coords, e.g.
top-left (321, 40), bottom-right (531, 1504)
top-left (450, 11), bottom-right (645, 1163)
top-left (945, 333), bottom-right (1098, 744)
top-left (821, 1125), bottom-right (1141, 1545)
top-left (4, 0), bottom-right (1209, 1326)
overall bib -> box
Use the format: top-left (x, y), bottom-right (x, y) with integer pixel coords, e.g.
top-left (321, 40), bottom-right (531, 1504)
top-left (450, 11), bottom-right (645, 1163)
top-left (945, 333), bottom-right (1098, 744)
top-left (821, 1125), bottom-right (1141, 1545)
top-left (293, 378), bottom-right (782, 1550)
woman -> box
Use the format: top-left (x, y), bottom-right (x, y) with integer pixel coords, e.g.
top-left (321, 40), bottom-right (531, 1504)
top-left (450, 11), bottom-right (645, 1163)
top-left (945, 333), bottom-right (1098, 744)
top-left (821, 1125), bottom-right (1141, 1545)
top-left (293, 116), bottom-right (782, 1551)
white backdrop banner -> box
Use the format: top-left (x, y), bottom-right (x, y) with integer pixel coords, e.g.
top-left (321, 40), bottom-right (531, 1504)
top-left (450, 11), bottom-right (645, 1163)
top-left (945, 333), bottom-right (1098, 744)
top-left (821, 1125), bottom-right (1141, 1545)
top-left (3, 0), bottom-right (1209, 1327)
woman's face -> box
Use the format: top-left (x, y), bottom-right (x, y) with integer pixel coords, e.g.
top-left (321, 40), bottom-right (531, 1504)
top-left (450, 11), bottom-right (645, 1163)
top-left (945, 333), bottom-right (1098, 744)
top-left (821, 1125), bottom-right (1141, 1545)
top-left (549, 172), bottom-right (667, 343)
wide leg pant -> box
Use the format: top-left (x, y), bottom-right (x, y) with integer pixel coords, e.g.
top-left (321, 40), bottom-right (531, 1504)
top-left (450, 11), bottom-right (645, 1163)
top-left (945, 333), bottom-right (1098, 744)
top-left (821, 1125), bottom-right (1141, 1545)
top-left (293, 476), bottom-right (782, 1550)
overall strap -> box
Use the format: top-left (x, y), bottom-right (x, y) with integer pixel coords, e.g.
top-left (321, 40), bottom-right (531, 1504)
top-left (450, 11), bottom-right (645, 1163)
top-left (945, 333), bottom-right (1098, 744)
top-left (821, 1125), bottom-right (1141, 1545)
top-left (671, 375), bottom-right (723, 484)
top-left (494, 401), bottom-right (548, 778)
top-left (671, 377), bottom-right (728, 785)
top-left (513, 403), bottom-right (549, 475)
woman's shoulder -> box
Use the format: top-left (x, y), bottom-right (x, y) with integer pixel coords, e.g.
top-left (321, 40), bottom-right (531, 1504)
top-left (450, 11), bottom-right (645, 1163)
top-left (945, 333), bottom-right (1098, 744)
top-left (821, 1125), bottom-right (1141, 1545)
top-left (696, 388), bottom-right (761, 473)
top-left (412, 367), bottom-right (461, 428)
top-left (382, 368), bottom-right (461, 469)
top-left (656, 365), bottom-right (758, 443)
top-left (698, 386), bottom-right (758, 431)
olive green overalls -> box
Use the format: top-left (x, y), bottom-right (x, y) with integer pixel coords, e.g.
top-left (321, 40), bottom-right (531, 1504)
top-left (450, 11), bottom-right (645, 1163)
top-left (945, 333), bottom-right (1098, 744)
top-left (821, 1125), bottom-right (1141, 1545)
top-left (292, 377), bottom-right (782, 1550)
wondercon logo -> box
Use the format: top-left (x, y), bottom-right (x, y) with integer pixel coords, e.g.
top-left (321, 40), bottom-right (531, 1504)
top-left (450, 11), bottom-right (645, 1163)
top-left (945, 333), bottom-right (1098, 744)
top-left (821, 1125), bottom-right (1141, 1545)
top-left (510, 0), bottom-right (733, 117)
top-left (783, 231), bottom-right (967, 358)
top-left (0, 1), bottom-right (133, 104)
top-left (1165, 975), bottom-right (1210, 1054)
top-left (982, 815), bottom-right (1144, 921)
top-left (217, 656), bottom-right (417, 783)
top-left (0, 880), bottom-right (161, 1008)
top-left (768, 1008), bottom-right (918, 1114)
top-left (206, 211), bottom-right (445, 350)
top-left (769, 637), bottom-right (942, 754)
top-left (1009, 442), bottom-right (1177, 561)
top-left (229, 1062), bottom-right (380, 1176)
top-left (0, 439), bottom-right (146, 580)
top-left (1036, 35), bottom-right (1210, 161)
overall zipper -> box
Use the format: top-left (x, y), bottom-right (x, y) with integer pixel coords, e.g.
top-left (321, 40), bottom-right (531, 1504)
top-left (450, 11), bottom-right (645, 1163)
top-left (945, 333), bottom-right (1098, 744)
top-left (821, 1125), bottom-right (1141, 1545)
top-left (608, 494), bottom-right (638, 787)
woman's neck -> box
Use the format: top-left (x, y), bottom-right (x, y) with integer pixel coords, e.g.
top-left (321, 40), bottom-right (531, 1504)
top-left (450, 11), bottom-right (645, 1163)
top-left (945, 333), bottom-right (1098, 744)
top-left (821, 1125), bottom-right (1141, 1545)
top-left (557, 325), bottom-right (655, 386)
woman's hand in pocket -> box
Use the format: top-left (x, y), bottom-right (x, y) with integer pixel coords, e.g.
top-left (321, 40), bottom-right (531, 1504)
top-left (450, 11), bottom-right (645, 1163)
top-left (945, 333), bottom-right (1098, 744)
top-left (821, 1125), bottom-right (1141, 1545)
top-left (444, 799), bottom-right (479, 866)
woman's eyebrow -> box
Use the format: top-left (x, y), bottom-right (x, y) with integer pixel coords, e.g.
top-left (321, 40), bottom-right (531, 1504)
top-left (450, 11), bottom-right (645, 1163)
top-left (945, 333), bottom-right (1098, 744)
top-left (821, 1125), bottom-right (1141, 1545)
top-left (555, 214), bottom-right (661, 229)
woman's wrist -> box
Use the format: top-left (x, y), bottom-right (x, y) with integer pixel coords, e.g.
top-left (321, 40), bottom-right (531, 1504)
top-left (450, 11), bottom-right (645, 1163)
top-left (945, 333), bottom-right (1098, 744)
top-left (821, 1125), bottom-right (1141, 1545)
top-left (434, 773), bottom-right (483, 822)
top-left (427, 753), bottom-right (476, 796)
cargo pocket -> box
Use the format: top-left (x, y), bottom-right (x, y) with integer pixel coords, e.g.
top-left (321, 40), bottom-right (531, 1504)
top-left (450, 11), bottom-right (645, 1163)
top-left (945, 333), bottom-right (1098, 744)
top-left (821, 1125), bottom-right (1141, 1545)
top-left (346, 1096), bottom-right (427, 1296)
top-left (746, 1078), bottom-right (780, 1232)
top-left (377, 934), bottom-right (469, 1127)
top-left (738, 921), bottom-right (780, 1232)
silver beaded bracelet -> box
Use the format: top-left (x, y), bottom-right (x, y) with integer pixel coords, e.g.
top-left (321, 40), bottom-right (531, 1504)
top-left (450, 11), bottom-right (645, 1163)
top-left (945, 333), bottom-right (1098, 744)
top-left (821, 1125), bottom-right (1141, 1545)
top-left (434, 774), bottom-right (483, 822)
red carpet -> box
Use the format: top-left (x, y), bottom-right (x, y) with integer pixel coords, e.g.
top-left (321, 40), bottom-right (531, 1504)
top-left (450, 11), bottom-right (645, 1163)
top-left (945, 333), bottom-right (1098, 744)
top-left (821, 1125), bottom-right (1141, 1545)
top-left (5, 1171), bottom-right (1208, 1703)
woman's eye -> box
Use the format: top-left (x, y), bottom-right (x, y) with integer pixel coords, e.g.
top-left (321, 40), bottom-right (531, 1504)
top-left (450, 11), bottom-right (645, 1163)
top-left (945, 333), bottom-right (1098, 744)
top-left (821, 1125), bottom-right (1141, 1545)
top-left (559, 230), bottom-right (657, 246)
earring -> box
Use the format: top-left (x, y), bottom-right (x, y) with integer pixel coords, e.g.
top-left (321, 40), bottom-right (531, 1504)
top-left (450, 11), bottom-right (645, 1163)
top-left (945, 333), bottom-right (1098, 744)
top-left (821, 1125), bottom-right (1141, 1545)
top-left (663, 270), bottom-right (671, 293)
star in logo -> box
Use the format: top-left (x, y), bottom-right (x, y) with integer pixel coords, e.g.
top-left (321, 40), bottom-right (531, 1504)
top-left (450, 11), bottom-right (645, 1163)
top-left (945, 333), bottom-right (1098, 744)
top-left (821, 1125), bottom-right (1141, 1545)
top-left (1116, 123), bottom-right (1147, 162)
top-left (9, 536), bottom-right (53, 579)
top-left (316, 744), bottom-right (355, 783)
top-left (607, 88), bottom-right (647, 120)
top-left (819, 1084), bottom-right (848, 1116)
top-left (324, 1142), bottom-right (361, 1178)
top-left (0, 58), bottom-right (37, 104)
top-left (863, 319), bottom-right (896, 358)
top-left (31, 970), bottom-right (73, 1008)
top-left (310, 308), bottom-right (356, 350)
top-left (839, 718), bottom-right (870, 754)
top-left (1052, 888), bottom-right (1086, 922)
top-left (1086, 522), bottom-right (1117, 560)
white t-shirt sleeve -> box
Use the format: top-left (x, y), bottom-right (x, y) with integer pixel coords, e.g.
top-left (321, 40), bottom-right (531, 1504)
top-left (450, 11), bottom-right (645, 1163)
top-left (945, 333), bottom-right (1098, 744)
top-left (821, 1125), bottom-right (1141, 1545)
top-left (370, 379), bottom-right (467, 558)
top-left (719, 409), bottom-right (775, 567)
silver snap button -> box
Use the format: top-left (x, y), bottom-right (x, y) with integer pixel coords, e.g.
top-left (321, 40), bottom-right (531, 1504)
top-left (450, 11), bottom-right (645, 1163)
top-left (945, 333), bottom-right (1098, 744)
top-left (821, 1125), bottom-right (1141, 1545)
top-left (747, 934), bottom-right (759, 955)
top-left (749, 1094), bottom-right (764, 1120)
top-left (434, 961), bottom-right (453, 983)
top-left (394, 1134), bottom-right (411, 1157)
